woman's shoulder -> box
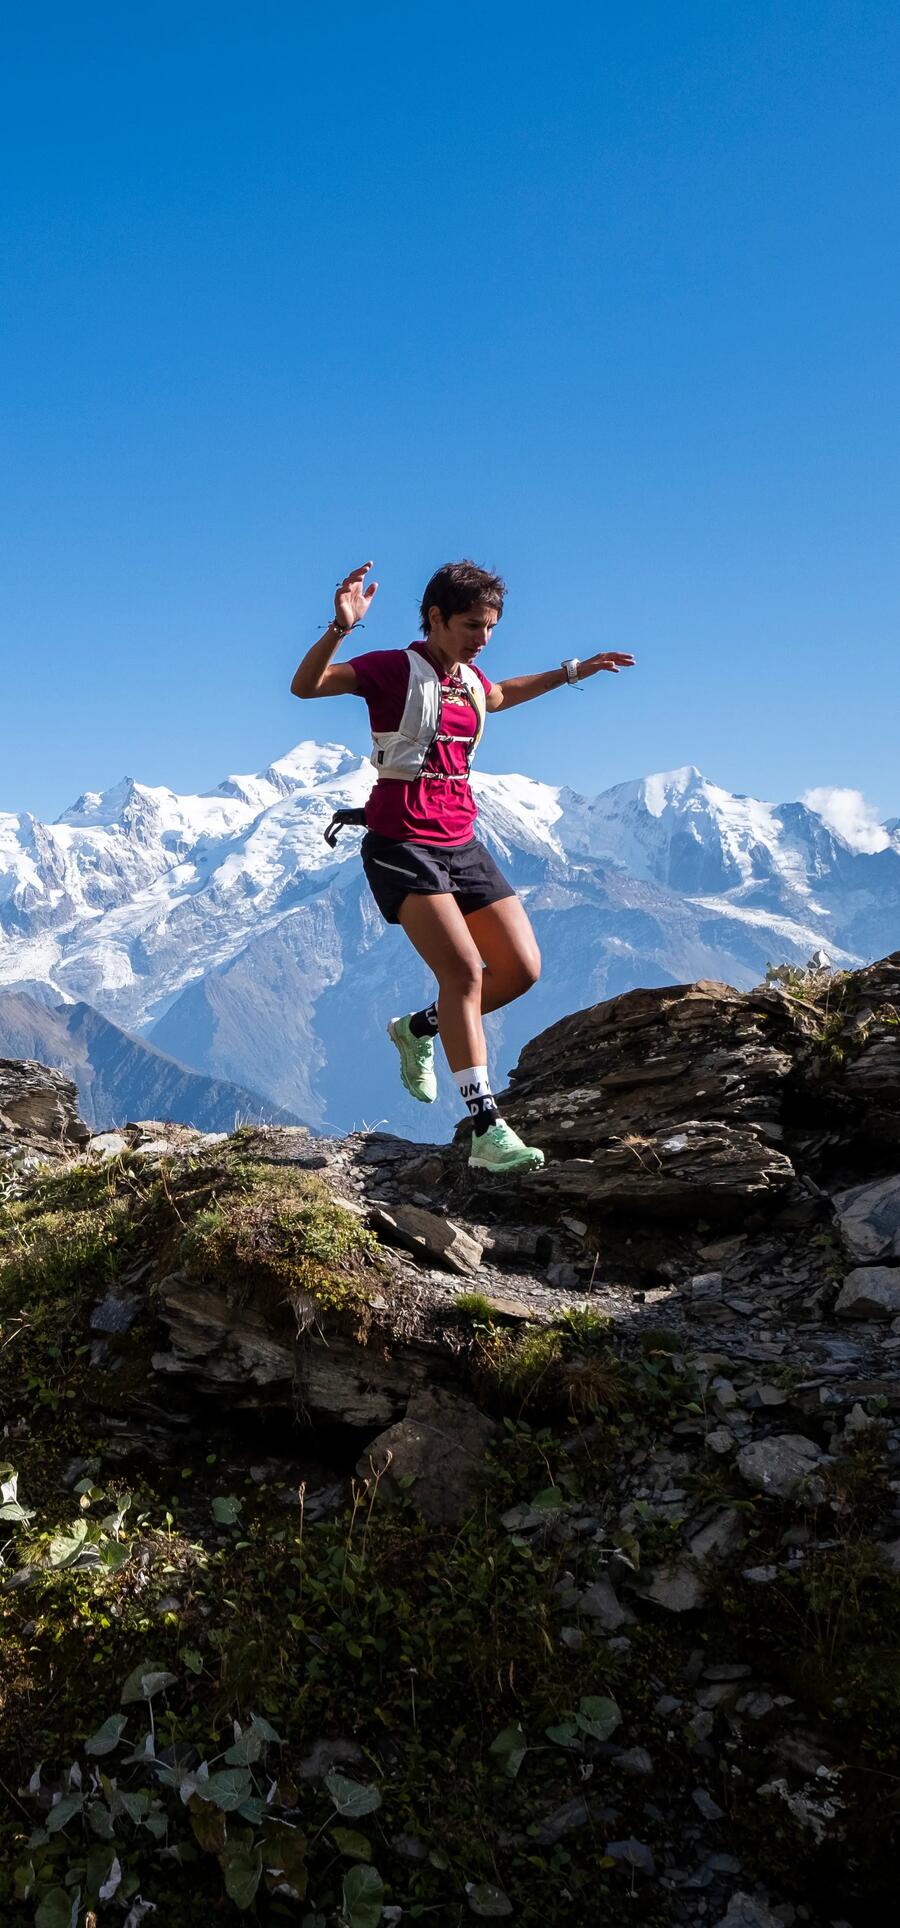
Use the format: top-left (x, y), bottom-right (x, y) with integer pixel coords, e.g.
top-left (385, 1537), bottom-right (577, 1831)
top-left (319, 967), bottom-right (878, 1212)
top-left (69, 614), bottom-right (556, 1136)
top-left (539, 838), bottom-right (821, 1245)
top-left (346, 646), bottom-right (413, 696)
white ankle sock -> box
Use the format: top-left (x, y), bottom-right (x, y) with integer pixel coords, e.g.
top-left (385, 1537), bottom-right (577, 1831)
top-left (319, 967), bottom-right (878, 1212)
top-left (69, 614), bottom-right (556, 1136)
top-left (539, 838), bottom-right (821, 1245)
top-left (454, 1066), bottom-right (499, 1131)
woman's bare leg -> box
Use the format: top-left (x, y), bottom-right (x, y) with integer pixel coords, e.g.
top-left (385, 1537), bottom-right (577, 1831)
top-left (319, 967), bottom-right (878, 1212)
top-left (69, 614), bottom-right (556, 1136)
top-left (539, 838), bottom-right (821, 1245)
top-left (395, 890), bottom-right (545, 1171)
top-left (397, 893), bottom-right (487, 1071)
top-left (464, 897), bottom-right (541, 1013)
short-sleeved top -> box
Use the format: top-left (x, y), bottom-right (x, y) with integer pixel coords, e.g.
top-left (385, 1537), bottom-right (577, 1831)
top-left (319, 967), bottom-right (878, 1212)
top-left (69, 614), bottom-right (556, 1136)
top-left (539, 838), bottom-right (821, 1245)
top-left (348, 642), bottom-right (492, 846)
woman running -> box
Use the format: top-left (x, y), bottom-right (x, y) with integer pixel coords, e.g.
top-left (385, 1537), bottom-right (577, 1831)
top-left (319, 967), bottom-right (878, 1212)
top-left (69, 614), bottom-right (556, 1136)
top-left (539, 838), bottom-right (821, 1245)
top-left (291, 560), bottom-right (635, 1173)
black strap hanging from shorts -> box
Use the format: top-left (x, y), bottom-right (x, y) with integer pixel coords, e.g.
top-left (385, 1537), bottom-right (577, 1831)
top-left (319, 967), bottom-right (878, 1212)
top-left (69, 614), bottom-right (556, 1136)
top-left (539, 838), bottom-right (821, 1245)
top-left (323, 805), bottom-right (368, 847)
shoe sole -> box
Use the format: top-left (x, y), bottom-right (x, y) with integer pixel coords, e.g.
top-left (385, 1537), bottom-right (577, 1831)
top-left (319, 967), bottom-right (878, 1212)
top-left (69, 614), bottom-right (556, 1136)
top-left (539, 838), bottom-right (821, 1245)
top-left (387, 1021), bottom-right (437, 1104)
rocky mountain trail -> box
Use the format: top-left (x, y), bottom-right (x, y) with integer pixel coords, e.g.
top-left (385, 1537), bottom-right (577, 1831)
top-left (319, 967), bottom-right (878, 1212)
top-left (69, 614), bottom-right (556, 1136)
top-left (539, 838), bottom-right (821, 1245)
top-left (2, 956), bottom-right (900, 1922)
top-left (6, 955), bottom-right (900, 1516)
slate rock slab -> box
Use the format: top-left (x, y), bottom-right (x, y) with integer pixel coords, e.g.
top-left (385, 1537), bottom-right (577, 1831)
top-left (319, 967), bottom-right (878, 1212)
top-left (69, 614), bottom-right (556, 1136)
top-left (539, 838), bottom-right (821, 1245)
top-left (688, 1507), bottom-right (745, 1562)
top-left (605, 1837), bottom-right (655, 1876)
top-left (524, 1122), bottom-right (794, 1217)
top-left (90, 1291), bottom-right (141, 1334)
top-left (370, 1203), bottom-right (483, 1274)
top-left (0, 1058), bottom-right (89, 1153)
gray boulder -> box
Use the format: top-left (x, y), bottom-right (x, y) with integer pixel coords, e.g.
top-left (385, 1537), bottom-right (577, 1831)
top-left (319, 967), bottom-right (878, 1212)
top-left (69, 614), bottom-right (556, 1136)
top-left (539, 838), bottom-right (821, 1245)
top-left (832, 1172), bottom-right (900, 1263)
top-left (736, 1434), bottom-right (827, 1499)
top-left (712, 1893), bottom-right (782, 1928)
top-left (577, 1575), bottom-right (633, 1630)
top-left (369, 1202), bottom-right (483, 1275)
top-left (358, 1385), bottom-right (496, 1525)
top-left (641, 1563), bottom-right (707, 1613)
top-left (835, 1266), bottom-right (900, 1319)
top-left (689, 1507), bottom-right (745, 1562)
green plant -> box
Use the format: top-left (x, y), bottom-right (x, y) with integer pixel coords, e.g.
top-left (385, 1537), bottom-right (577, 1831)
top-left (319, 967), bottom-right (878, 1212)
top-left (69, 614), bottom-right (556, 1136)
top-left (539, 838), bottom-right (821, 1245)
top-left (452, 1290), bottom-right (499, 1325)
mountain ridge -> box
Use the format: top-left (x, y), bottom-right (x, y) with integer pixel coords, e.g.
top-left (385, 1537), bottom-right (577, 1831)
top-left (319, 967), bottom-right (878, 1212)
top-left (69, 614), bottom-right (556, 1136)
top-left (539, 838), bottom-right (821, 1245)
top-left (0, 988), bottom-right (306, 1133)
top-left (1, 742), bottom-right (897, 1134)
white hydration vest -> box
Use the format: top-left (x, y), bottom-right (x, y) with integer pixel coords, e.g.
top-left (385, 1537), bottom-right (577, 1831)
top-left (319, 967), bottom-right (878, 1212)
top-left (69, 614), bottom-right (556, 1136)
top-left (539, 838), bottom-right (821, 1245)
top-left (370, 648), bottom-right (486, 783)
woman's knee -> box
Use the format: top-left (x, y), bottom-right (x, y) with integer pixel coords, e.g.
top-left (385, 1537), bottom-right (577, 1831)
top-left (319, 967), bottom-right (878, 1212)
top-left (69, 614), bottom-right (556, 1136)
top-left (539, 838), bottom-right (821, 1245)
top-left (490, 949), bottom-right (540, 1005)
top-left (438, 953), bottom-right (484, 1001)
top-left (514, 944), bottom-right (541, 993)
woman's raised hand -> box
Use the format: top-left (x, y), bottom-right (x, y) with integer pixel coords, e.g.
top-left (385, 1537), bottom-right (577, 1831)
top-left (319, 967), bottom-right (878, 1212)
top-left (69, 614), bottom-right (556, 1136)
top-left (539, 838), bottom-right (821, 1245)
top-left (580, 650), bottom-right (636, 677)
top-left (335, 562), bottom-right (378, 632)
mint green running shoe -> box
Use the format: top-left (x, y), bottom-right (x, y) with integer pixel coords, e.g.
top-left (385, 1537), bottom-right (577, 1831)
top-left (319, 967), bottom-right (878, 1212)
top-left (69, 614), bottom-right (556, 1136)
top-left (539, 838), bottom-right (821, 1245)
top-left (387, 1015), bottom-right (437, 1103)
top-left (468, 1119), bottom-right (545, 1174)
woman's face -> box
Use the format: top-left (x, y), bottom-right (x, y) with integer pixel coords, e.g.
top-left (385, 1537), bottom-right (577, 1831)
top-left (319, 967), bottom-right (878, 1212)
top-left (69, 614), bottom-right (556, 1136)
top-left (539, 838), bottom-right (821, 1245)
top-left (428, 601), bottom-right (500, 663)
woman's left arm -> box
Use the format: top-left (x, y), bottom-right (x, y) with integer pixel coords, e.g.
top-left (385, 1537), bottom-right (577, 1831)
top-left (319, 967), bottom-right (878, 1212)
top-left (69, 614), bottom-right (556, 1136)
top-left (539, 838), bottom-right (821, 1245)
top-left (486, 651), bottom-right (636, 711)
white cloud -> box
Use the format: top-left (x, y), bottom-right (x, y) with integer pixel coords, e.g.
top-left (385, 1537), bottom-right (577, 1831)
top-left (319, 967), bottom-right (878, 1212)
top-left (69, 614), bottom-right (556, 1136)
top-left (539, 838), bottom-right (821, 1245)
top-left (801, 786), bottom-right (890, 855)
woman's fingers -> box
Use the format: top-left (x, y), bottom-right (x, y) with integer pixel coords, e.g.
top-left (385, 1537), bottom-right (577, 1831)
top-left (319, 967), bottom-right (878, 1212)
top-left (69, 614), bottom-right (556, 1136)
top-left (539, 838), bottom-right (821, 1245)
top-left (336, 562), bottom-right (373, 589)
top-left (333, 562), bottom-right (376, 631)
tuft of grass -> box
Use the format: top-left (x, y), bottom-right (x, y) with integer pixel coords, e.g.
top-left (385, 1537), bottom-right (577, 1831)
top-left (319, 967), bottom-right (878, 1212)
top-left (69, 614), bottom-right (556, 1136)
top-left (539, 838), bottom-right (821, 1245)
top-left (178, 1161), bottom-right (383, 1325)
top-left (452, 1289), bottom-right (500, 1325)
top-left (474, 1309), bottom-right (636, 1420)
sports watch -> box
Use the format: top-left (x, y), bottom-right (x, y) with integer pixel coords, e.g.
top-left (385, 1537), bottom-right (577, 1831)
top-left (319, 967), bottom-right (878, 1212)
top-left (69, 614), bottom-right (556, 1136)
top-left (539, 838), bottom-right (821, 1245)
top-left (561, 657), bottom-right (582, 686)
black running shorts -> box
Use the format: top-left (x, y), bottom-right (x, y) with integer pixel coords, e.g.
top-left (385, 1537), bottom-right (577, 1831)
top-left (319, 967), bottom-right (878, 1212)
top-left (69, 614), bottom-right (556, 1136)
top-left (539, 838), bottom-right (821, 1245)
top-left (361, 832), bottom-right (516, 926)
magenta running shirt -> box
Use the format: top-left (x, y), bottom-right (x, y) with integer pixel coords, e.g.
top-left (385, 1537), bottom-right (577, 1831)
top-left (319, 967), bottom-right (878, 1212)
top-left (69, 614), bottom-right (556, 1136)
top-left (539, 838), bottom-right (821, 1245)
top-left (348, 642), bottom-right (492, 846)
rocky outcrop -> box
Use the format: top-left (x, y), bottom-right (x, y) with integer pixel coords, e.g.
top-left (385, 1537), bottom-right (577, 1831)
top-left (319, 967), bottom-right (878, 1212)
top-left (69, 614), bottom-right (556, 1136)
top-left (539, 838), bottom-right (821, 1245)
top-left (6, 956), bottom-right (900, 1440)
top-left (487, 977), bottom-right (804, 1219)
top-left (0, 1056), bottom-right (89, 1164)
top-left (486, 953), bottom-right (900, 1217)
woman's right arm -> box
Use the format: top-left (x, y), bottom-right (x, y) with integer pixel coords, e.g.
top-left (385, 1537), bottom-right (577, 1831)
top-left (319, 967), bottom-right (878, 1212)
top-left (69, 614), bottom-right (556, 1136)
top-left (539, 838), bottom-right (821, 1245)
top-left (290, 561), bottom-right (378, 698)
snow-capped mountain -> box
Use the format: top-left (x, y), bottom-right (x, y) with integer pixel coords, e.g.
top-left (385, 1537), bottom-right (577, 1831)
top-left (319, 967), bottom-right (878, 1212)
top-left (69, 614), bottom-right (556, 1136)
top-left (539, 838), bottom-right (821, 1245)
top-left (555, 766), bottom-right (900, 965)
top-left (557, 764), bottom-right (900, 895)
top-left (1, 746), bottom-right (897, 1138)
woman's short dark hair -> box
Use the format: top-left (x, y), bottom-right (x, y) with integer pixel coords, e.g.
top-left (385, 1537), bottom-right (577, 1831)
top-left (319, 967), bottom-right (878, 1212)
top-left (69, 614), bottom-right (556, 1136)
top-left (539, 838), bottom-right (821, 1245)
top-left (419, 560), bottom-right (506, 635)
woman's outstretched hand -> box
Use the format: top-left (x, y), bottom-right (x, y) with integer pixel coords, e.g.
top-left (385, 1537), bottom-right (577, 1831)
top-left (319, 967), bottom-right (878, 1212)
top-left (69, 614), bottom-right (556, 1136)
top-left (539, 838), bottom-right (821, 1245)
top-left (579, 651), bottom-right (636, 678)
top-left (335, 562), bottom-right (378, 631)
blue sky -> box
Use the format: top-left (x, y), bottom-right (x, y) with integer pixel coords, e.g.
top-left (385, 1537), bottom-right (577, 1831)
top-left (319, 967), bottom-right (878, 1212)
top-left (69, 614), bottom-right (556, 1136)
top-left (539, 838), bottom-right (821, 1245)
top-left (2, 2), bottom-right (898, 823)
